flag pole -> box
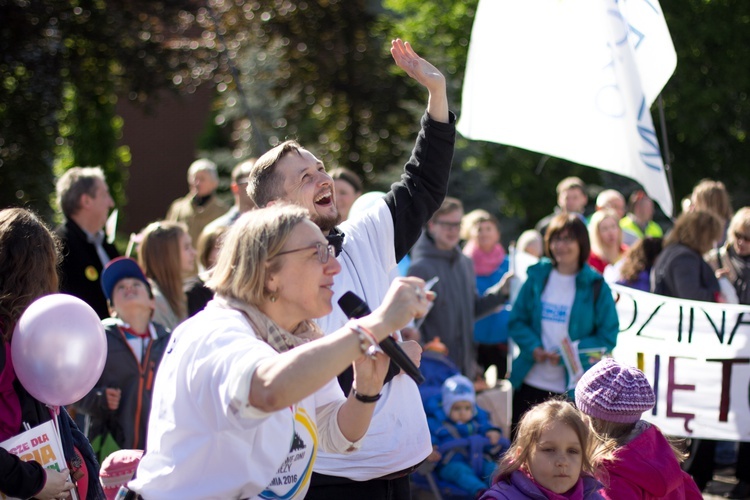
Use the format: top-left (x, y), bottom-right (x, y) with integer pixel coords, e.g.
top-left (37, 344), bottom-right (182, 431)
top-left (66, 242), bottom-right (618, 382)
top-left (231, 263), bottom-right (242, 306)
top-left (657, 94), bottom-right (677, 219)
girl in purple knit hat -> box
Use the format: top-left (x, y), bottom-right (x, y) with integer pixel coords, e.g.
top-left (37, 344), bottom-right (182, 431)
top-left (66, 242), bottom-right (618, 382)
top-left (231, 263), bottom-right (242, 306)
top-left (480, 399), bottom-right (603, 499)
top-left (575, 358), bottom-right (702, 499)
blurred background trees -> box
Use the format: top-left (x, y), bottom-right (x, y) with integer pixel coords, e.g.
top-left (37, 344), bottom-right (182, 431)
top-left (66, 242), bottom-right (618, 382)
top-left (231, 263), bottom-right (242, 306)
top-left (1, 0), bottom-right (747, 239)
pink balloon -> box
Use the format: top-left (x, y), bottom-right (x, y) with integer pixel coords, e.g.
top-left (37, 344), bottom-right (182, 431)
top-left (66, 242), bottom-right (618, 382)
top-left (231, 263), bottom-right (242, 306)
top-left (12, 294), bottom-right (107, 406)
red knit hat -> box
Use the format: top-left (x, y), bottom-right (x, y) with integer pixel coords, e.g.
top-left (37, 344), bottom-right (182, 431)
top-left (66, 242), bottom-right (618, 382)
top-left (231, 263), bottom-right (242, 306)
top-left (99, 449), bottom-right (144, 500)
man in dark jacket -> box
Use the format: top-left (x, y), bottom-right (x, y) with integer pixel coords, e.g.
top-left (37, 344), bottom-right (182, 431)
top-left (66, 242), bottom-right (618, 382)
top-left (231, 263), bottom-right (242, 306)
top-left (55, 166), bottom-right (119, 319)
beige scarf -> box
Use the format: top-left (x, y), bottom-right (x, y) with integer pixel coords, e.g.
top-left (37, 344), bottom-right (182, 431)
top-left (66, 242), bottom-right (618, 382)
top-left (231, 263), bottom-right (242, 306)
top-left (213, 294), bottom-right (324, 353)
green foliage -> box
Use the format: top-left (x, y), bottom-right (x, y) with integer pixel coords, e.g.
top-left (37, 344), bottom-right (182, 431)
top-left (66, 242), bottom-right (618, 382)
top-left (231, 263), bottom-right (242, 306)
top-left (206, 0), bottom-right (427, 187)
top-left (383, 0), bottom-right (603, 231)
top-left (2, 0), bottom-right (747, 234)
top-left (0, 0), bottom-right (220, 221)
top-left (660, 0), bottom-right (750, 208)
top-left (385, 0), bottom-right (750, 233)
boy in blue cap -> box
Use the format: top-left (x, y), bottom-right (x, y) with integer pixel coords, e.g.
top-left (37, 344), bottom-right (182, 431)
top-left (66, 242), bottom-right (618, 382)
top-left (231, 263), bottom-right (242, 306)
top-left (76, 257), bottom-right (171, 456)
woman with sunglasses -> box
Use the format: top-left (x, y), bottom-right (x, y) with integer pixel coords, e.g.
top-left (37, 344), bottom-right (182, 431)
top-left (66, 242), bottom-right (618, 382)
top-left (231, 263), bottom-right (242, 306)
top-left (129, 204), bottom-right (431, 499)
top-left (507, 213), bottom-right (618, 438)
top-left (651, 209), bottom-right (725, 492)
top-left (705, 207), bottom-right (750, 498)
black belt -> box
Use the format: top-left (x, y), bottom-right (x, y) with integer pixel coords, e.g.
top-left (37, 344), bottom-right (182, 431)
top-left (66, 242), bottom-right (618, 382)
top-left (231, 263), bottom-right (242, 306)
top-left (311, 460), bottom-right (425, 486)
top-left (377, 460), bottom-right (425, 480)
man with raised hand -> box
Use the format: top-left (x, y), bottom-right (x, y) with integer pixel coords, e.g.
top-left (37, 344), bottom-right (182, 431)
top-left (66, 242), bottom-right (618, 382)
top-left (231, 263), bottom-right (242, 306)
top-left (247, 39), bottom-right (454, 500)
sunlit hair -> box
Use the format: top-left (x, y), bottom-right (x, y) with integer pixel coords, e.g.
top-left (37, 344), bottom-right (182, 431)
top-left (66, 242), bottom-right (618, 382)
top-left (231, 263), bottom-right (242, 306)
top-left (619, 237), bottom-right (663, 282)
top-left (460, 209), bottom-right (500, 242)
top-left (585, 416), bottom-right (687, 465)
top-left (691, 179), bottom-right (733, 223)
top-left (0, 208), bottom-right (60, 341)
top-left (727, 207), bottom-right (750, 248)
top-left (330, 167), bottom-right (363, 194)
top-left (207, 204), bottom-right (310, 306)
top-left (232, 158), bottom-right (257, 184)
top-left (248, 140), bottom-right (305, 208)
top-left (595, 189), bottom-right (624, 211)
top-left (430, 197), bottom-right (463, 224)
top-left (544, 213), bottom-right (590, 269)
top-left (55, 166), bottom-right (106, 218)
top-left (627, 190), bottom-right (650, 213)
top-left (516, 229), bottom-right (544, 257)
top-left (557, 176), bottom-right (586, 195)
top-left (138, 221), bottom-right (188, 320)
top-left (197, 225), bottom-right (229, 271)
top-left (187, 158), bottom-right (218, 182)
top-left (664, 210), bottom-right (723, 256)
top-left (495, 399), bottom-right (598, 482)
top-left (588, 209), bottom-right (623, 259)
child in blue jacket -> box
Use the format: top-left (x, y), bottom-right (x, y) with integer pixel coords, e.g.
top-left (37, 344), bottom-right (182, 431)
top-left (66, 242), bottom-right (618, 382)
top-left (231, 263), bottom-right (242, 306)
top-left (427, 374), bottom-right (509, 496)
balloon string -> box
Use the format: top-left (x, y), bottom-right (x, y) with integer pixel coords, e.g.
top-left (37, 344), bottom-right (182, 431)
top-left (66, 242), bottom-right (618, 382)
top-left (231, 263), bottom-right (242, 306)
top-left (47, 405), bottom-right (80, 500)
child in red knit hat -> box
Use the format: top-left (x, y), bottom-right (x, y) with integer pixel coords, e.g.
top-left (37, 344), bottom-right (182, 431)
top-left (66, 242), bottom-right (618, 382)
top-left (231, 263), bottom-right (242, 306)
top-left (575, 358), bottom-right (701, 499)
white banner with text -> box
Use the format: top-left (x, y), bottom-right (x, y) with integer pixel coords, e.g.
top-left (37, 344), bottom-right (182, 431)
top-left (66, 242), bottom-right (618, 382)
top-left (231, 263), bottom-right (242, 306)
top-left (611, 284), bottom-right (750, 441)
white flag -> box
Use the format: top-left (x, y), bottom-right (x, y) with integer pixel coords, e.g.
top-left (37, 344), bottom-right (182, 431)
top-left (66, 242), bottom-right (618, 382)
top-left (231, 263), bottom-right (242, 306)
top-left (458, 0), bottom-right (677, 216)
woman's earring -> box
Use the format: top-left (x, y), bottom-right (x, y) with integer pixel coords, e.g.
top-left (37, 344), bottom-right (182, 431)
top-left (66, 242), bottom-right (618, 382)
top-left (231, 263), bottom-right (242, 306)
top-left (269, 290), bottom-right (278, 302)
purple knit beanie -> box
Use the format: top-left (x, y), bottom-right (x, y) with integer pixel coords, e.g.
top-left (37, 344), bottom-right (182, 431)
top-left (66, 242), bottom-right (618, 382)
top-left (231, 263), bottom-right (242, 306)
top-left (575, 358), bottom-right (655, 424)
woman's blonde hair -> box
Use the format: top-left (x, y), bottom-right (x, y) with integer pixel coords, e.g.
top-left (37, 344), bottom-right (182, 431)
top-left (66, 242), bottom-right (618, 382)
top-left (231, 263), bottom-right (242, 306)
top-left (138, 221), bottom-right (188, 320)
top-left (586, 417), bottom-right (688, 464)
top-left (588, 209), bottom-right (622, 262)
top-left (495, 399), bottom-right (598, 482)
top-left (664, 210), bottom-right (723, 256)
top-left (727, 207), bottom-right (750, 248)
top-left (516, 229), bottom-right (543, 257)
top-left (207, 204), bottom-right (310, 306)
top-left (691, 179), bottom-right (733, 223)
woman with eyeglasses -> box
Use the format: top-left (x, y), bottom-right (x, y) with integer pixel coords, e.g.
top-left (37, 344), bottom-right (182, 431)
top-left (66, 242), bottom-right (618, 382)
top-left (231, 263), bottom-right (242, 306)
top-left (128, 205), bottom-right (431, 499)
top-left (507, 213), bottom-right (618, 438)
top-left (702, 208), bottom-right (750, 498)
top-left (650, 209), bottom-right (725, 493)
top-left (707, 207), bottom-right (750, 306)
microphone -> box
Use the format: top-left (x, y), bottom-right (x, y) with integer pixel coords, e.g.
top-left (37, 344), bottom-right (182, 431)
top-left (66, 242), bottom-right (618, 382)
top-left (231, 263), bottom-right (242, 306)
top-left (339, 292), bottom-right (425, 385)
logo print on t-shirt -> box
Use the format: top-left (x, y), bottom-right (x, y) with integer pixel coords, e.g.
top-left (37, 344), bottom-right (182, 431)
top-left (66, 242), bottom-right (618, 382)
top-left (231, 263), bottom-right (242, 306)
top-left (541, 302), bottom-right (569, 323)
top-left (260, 407), bottom-right (317, 499)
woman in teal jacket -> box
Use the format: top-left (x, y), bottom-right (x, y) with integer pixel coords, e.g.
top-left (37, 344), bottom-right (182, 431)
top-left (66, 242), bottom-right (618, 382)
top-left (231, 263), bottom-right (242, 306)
top-left (508, 214), bottom-right (618, 437)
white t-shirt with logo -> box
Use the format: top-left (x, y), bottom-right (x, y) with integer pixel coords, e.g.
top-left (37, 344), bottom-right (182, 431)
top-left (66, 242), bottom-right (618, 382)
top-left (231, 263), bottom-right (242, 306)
top-left (523, 269), bottom-right (576, 393)
top-left (130, 304), bottom-right (355, 499)
top-left (314, 200), bottom-right (432, 480)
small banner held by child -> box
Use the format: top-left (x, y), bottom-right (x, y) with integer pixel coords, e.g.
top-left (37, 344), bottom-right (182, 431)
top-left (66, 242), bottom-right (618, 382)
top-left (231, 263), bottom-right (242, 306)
top-left (0, 420), bottom-right (66, 500)
top-left (611, 284), bottom-right (750, 442)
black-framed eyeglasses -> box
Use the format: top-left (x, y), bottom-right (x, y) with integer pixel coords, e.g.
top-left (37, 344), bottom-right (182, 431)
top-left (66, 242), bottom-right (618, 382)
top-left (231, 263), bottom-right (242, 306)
top-left (550, 234), bottom-right (576, 244)
top-left (434, 220), bottom-right (461, 230)
top-left (275, 242), bottom-right (335, 264)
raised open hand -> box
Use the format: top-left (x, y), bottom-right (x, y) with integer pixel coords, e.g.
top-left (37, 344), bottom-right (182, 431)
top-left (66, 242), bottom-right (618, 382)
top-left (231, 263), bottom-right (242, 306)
top-left (390, 39), bottom-right (446, 94)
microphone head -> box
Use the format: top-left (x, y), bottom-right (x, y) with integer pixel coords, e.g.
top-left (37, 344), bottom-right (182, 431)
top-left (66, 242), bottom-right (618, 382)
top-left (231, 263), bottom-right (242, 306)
top-left (338, 291), bottom-right (371, 319)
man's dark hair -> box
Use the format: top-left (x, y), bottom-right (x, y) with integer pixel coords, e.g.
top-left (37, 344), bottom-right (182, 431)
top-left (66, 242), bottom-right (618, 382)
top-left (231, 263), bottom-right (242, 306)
top-left (247, 141), bottom-right (303, 208)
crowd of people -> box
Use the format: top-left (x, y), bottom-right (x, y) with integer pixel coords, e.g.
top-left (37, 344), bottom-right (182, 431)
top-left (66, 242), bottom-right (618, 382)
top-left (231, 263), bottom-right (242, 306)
top-left (1, 37), bottom-right (749, 500)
